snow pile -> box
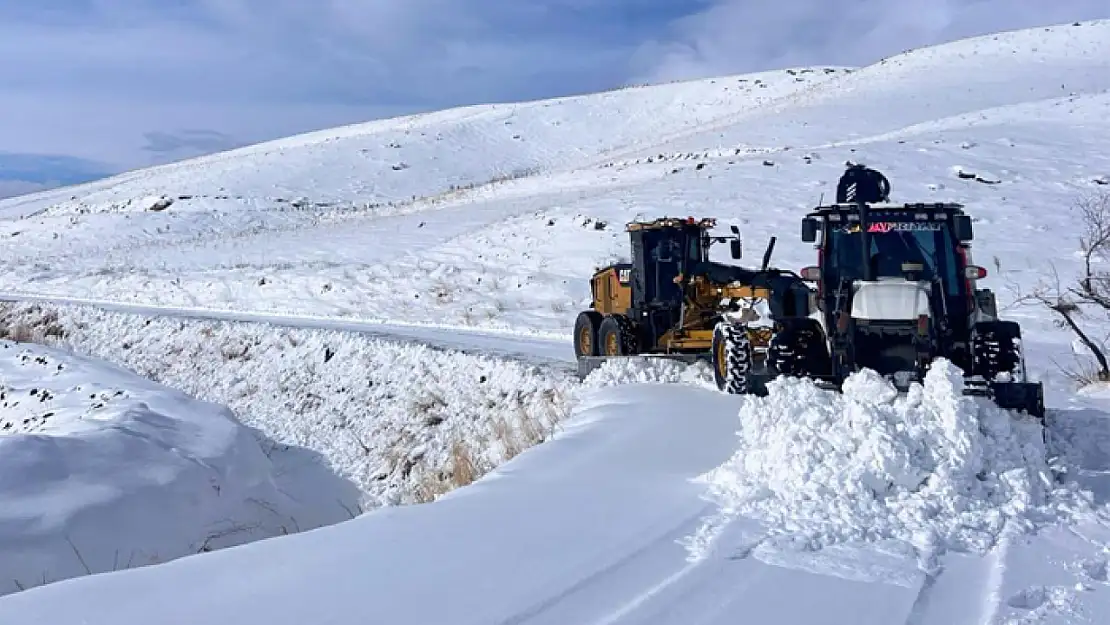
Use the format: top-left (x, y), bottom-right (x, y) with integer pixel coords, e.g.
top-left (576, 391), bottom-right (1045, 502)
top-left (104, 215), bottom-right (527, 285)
top-left (0, 302), bottom-right (581, 508)
top-left (0, 340), bottom-right (310, 597)
top-left (581, 356), bottom-right (715, 389)
top-left (689, 360), bottom-right (1096, 561)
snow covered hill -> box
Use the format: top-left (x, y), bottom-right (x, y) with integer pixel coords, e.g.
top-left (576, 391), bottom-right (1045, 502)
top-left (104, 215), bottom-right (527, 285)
top-left (1, 17), bottom-right (1110, 625)
top-left (0, 65), bottom-right (841, 218)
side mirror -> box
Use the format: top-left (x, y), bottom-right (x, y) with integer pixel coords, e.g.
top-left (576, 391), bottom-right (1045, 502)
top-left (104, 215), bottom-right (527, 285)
top-left (730, 225), bottom-right (740, 235)
top-left (801, 218), bottom-right (818, 243)
top-left (800, 266), bottom-right (821, 281)
top-left (955, 215), bottom-right (973, 242)
top-left (730, 240), bottom-right (742, 259)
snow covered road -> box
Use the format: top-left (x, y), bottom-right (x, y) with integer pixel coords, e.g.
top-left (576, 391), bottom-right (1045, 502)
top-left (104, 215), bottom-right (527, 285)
top-left (0, 383), bottom-right (999, 625)
top-left (0, 292), bottom-right (575, 370)
top-left (3, 363), bottom-right (1105, 625)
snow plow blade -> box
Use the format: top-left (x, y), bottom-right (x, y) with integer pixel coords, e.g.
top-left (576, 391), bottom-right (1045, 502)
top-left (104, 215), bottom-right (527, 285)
top-left (576, 354), bottom-right (710, 379)
top-left (964, 380), bottom-right (1045, 420)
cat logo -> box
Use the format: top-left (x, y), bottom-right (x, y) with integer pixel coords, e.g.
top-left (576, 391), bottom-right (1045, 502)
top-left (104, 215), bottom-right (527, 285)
top-left (618, 268), bottom-right (631, 284)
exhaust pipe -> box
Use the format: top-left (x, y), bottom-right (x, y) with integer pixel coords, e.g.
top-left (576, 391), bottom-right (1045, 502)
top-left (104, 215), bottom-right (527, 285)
top-left (761, 236), bottom-right (777, 271)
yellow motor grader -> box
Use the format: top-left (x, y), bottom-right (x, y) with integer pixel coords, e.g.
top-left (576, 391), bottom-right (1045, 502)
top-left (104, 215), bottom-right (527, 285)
top-left (573, 216), bottom-right (812, 388)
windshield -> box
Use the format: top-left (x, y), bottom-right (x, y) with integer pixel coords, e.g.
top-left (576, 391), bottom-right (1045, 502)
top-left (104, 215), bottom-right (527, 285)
top-left (825, 221), bottom-right (962, 296)
top-left (647, 229), bottom-right (706, 265)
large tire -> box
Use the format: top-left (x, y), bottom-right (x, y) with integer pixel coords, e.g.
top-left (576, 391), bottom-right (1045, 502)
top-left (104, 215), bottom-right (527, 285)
top-left (574, 310), bottom-right (604, 358)
top-left (713, 322), bottom-right (753, 394)
top-left (598, 315), bottom-right (638, 356)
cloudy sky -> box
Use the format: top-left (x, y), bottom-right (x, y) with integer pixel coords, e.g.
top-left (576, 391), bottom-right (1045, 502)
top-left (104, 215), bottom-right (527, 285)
top-left (1, 0), bottom-right (1108, 197)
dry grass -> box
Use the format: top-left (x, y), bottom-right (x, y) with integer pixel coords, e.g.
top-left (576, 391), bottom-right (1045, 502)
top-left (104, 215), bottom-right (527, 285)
top-left (449, 440), bottom-right (479, 488)
top-left (410, 389), bottom-right (566, 504)
top-left (413, 439), bottom-right (483, 503)
top-left (1053, 353), bottom-right (1110, 388)
top-left (0, 305), bottom-right (67, 344)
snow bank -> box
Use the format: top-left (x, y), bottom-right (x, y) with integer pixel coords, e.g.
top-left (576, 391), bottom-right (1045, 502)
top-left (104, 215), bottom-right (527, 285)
top-left (0, 303), bottom-right (710, 507)
top-left (0, 339), bottom-right (308, 597)
top-left (687, 360), bottom-right (1097, 562)
top-left (0, 302), bottom-right (585, 508)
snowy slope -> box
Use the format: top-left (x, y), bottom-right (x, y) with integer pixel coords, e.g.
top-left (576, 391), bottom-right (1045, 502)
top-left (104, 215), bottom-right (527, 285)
top-left (637, 20), bottom-right (1110, 156)
top-left (0, 339), bottom-right (353, 595)
top-left (0, 17), bottom-right (1109, 625)
top-left (0, 65), bottom-right (840, 219)
top-left (0, 300), bottom-right (583, 508)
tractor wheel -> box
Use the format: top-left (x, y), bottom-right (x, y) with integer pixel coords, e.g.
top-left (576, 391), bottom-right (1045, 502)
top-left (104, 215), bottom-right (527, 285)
top-left (768, 318), bottom-right (831, 379)
top-left (573, 310), bottom-right (604, 358)
top-left (713, 322), bottom-right (753, 394)
top-left (598, 315), bottom-right (638, 356)
top-left (972, 320), bottom-right (1024, 381)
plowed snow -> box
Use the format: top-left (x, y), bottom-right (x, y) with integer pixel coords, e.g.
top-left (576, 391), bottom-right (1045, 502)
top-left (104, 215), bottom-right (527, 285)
top-left (687, 360), bottom-right (1097, 562)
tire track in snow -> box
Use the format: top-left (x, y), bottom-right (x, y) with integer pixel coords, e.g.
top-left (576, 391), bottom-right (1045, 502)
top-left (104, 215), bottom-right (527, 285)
top-left (903, 563), bottom-right (943, 625)
top-left (495, 504), bottom-right (718, 625)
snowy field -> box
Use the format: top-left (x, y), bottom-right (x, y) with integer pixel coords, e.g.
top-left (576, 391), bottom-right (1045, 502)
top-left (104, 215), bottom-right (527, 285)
top-left (0, 17), bottom-right (1109, 625)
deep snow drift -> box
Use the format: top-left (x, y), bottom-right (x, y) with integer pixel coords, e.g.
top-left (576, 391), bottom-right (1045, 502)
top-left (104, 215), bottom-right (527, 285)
top-left (0, 299), bottom-right (707, 508)
top-left (0, 339), bottom-right (332, 597)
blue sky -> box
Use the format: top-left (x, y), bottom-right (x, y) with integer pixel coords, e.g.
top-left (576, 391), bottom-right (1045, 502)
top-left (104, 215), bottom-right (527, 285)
top-left (1, 0), bottom-right (1108, 198)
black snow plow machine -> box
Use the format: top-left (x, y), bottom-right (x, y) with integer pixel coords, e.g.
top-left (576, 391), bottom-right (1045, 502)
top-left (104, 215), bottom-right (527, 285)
top-left (572, 165), bottom-right (1044, 420)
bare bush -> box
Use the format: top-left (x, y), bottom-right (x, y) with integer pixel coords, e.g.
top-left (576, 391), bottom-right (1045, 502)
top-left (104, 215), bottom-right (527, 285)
top-left (1012, 190), bottom-right (1110, 383)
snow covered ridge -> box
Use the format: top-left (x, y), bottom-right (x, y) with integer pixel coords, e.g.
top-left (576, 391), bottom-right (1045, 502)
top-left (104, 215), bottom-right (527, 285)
top-left (0, 339), bottom-right (312, 597)
top-left (685, 360), bottom-right (1101, 566)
